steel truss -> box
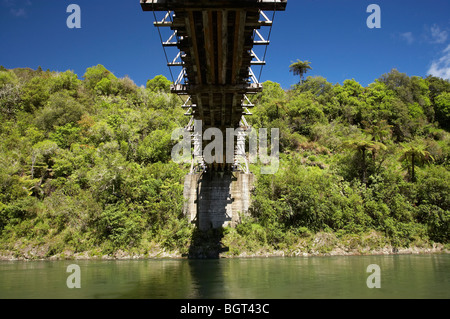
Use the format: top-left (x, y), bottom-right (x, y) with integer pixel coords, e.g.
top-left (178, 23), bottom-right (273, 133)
top-left (150, 5), bottom-right (278, 174)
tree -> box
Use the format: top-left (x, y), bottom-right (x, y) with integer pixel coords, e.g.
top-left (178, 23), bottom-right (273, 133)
top-left (136, 129), bottom-right (172, 164)
top-left (146, 75), bottom-right (172, 93)
top-left (343, 135), bottom-right (386, 184)
top-left (83, 64), bottom-right (117, 91)
top-left (425, 75), bottom-right (450, 105)
top-left (296, 76), bottom-right (334, 107)
top-left (379, 69), bottom-right (411, 93)
top-left (434, 92), bottom-right (450, 130)
top-left (331, 79), bottom-right (364, 125)
top-left (0, 70), bottom-right (21, 117)
top-left (20, 76), bottom-right (51, 112)
top-left (95, 77), bottom-right (115, 95)
top-left (30, 140), bottom-right (59, 197)
top-left (286, 93), bottom-right (326, 136)
top-left (362, 119), bottom-right (392, 143)
top-left (35, 92), bottom-right (84, 132)
top-left (50, 70), bottom-right (80, 95)
top-left (399, 143), bottom-right (434, 183)
top-left (289, 60), bottom-right (312, 84)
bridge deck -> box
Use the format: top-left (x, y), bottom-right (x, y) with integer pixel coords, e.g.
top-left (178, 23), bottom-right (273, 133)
top-left (141, 0), bottom-right (287, 130)
top-left (141, 0), bottom-right (287, 230)
top-left (141, 0), bottom-right (287, 11)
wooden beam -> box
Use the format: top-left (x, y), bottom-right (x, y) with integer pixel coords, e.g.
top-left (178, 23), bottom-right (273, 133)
top-left (209, 93), bottom-right (215, 127)
top-left (146, 0), bottom-right (280, 134)
top-left (209, 10), bottom-right (216, 85)
top-left (202, 10), bottom-right (215, 85)
top-left (195, 93), bottom-right (204, 122)
top-left (141, 0), bottom-right (288, 11)
top-left (231, 11), bottom-right (247, 85)
top-left (153, 21), bottom-right (172, 27)
top-left (221, 10), bottom-right (229, 85)
top-left (171, 83), bottom-right (262, 94)
top-left (217, 10), bottom-right (223, 85)
top-left (187, 11), bottom-right (202, 85)
top-left (231, 93), bottom-right (238, 128)
top-left (221, 93), bottom-right (226, 128)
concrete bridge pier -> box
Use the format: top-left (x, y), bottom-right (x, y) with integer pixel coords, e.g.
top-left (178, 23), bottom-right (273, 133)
top-left (183, 171), bottom-right (254, 231)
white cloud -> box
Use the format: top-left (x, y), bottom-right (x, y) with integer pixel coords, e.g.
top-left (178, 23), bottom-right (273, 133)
top-left (428, 44), bottom-right (450, 80)
top-left (10, 7), bottom-right (26, 17)
top-left (430, 24), bottom-right (448, 44)
top-left (1, 0), bottom-right (31, 17)
top-left (399, 32), bottom-right (414, 45)
top-left (2, 0), bottom-right (14, 7)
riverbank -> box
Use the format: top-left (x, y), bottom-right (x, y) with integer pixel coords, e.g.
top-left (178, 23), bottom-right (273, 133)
top-left (1, 245), bottom-right (447, 261)
top-left (1, 231), bottom-right (448, 261)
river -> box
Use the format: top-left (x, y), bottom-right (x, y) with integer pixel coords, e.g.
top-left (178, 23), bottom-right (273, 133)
top-left (0, 254), bottom-right (448, 299)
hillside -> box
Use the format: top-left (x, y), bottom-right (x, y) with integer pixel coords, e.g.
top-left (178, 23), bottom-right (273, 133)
top-left (0, 65), bottom-right (449, 259)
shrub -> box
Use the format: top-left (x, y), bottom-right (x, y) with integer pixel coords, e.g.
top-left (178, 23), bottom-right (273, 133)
top-left (146, 75), bottom-right (171, 93)
top-left (97, 203), bottom-right (144, 249)
top-left (83, 64), bottom-right (117, 90)
top-left (35, 92), bottom-right (84, 131)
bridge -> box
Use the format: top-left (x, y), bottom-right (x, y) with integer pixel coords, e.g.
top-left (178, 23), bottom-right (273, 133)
top-left (141, 0), bottom-right (287, 230)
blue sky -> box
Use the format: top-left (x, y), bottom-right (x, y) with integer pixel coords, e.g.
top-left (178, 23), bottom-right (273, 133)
top-left (1, 0), bottom-right (449, 89)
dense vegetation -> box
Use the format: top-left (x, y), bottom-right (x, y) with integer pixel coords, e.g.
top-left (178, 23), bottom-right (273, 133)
top-left (0, 64), bottom-right (448, 258)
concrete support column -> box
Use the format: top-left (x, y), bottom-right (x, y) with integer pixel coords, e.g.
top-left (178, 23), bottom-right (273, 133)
top-left (183, 171), bottom-right (254, 231)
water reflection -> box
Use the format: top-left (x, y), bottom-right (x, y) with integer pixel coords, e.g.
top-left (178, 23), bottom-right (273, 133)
top-left (0, 255), bottom-right (448, 299)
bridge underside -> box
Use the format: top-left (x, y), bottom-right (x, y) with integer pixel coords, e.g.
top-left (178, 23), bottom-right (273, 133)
top-left (141, 0), bottom-right (286, 230)
top-left (141, 0), bottom-right (286, 130)
top-left (142, 0), bottom-right (287, 11)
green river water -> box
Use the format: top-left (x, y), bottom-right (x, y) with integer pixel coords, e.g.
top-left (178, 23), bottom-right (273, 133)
top-left (0, 254), bottom-right (448, 299)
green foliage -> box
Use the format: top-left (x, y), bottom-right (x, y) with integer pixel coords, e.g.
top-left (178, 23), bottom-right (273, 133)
top-left (20, 76), bottom-right (51, 112)
top-left (50, 70), bottom-right (80, 95)
top-left (286, 92), bottom-right (327, 135)
top-left (399, 142), bottom-right (434, 182)
top-left (434, 92), bottom-right (450, 130)
top-left (0, 64), bottom-right (448, 258)
top-left (31, 140), bottom-right (59, 167)
top-left (0, 65), bottom-right (191, 257)
top-left (342, 134), bottom-right (387, 183)
top-left (0, 71), bottom-right (21, 117)
top-left (83, 64), bottom-right (117, 92)
top-left (35, 92), bottom-right (84, 132)
top-left (136, 129), bottom-right (173, 164)
top-left (246, 67), bottom-right (449, 249)
top-left (289, 60), bottom-right (312, 84)
top-left (116, 76), bottom-right (138, 96)
top-left (256, 81), bottom-right (286, 105)
top-left (146, 75), bottom-right (172, 93)
top-left (49, 123), bottom-right (81, 149)
top-left (98, 202), bottom-right (144, 250)
top-left (0, 70), bottom-right (19, 87)
top-left (94, 77), bottom-right (115, 95)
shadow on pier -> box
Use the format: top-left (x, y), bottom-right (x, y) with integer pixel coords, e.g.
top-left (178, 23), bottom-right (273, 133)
top-left (185, 227), bottom-right (229, 259)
